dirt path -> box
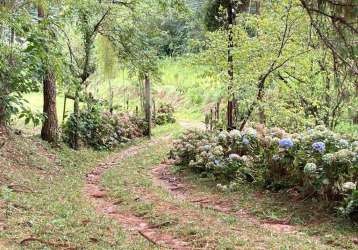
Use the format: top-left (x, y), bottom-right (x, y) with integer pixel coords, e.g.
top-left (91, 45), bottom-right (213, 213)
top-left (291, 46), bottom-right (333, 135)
top-left (84, 122), bottom-right (354, 249)
top-left (84, 138), bottom-right (191, 249)
top-left (151, 163), bottom-right (296, 234)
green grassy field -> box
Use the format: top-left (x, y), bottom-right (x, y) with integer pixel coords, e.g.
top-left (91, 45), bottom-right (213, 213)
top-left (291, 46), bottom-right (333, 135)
top-left (18, 58), bottom-right (357, 136)
top-left (18, 58), bottom-right (206, 133)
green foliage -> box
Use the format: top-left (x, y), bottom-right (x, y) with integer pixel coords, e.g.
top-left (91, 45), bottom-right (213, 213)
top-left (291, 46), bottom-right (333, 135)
top-left (170, 125), bottom-right (358, 221)
top-left (339, 190), bottom-right (358, 222)
top-left (0, 1), bottom-right (68, 127)
top-left (185, 0), bottom-right (357, 133)
top-left (202, 0), bottom-right (225, 31)
top-left (62, 103), bottom-right (147, 150)
top-left (0, 42), bottom-right (40, 124)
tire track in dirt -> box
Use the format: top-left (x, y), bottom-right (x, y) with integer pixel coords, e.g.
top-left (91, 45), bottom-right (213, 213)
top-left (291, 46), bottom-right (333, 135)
top-left (152, 163), bottom-right (358, 249)
top-left (84, 138), bottom-right (191, 250)
top-left (152, 163), bottom-right (298, 234)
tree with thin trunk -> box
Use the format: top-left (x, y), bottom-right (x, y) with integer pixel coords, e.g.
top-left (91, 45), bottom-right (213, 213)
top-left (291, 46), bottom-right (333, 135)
top-left (226, 0), bottom-right (235, 130)
top-left (144, 73), bottom-right (152, 138)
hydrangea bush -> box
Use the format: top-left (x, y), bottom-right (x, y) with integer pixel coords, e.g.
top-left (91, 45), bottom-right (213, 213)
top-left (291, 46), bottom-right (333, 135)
top-left (154, 103), bottom-right (176, 125)
top-left (63, 106), bottom-right (147, 150)
top-left (170, 125), bottom-right (358, 220)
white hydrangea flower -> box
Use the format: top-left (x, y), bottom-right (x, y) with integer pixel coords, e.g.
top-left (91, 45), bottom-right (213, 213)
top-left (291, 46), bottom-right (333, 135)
top-left (322, 153), bottom-right (334, 165)
top-left (322, 179), bottom-right (330, 185)
top-left (229, 129), bottom-right (241, 139)
top-left (229, 153), bottom-right (241, 161)
top-left (342, 182), bottom-right (356, 191)
top-left (244, 128), bottom-right (257, 139)
top-left (337, 139), bottom-right (349, 149)
top-left (218, 131), bottom-right (229, 142)
top-left (304, 163), bottom-right (317, 174)
top-left (217, 183), bottom-right (228, 191)
top-left (213, 146), bottom-right (224, 156)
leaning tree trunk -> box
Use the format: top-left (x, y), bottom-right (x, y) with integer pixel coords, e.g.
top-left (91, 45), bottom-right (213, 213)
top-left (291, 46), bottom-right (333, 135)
top-left (41, 70), bottom-right (59, 143)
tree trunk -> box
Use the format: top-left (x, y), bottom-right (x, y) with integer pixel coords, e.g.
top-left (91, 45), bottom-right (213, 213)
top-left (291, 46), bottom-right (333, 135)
top-left (41, 71), bottom-right (58, 143)
top-left (62, 95), bottom-right (67, 125)
top-left (216, 101), bottom-right (220, 120)
top-left (38, 5), bottom-right (59, 144)
top-left (108, 80), bottom-right (113, 114)
top-left (353, 113), bottom-right (358, 125)
top-left (73, 90), bottom-right (80, 150)
top-left (144, 74), bottom-right (151, 138)
top-left (355, 77), bottom-right (358, 124)
top-left (152, 98), bottom-right (156, 124)
top-left (0, 104), bottom-right (6, 127)
top-left (259, 106), bottom-right (266, 124)
top-left (227, 0), bottom-right (235, 130)
top-left (10, 28), bottom-right (15, 45)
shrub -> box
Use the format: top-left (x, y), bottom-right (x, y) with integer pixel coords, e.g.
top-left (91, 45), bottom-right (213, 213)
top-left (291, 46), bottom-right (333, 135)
top-left (170, 125), bottom-right (358, 221)
top-left (339, 189), bottom-right (358, 221)
top-left (63, 105), bottom-right (147, 150)
top-left (154, 103), bottom-right (176, 125)
top-left (170, 129), bottom-right (256, 181)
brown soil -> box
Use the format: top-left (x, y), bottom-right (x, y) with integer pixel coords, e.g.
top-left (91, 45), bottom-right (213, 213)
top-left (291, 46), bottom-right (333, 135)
top-left (84, 140), bottom-right (191, 250)
top-left (151, 163), bottom-right (296, 234)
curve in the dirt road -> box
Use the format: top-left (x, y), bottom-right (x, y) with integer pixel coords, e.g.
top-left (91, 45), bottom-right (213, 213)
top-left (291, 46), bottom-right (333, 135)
top-left (84, 138), bottom-right (191, 250)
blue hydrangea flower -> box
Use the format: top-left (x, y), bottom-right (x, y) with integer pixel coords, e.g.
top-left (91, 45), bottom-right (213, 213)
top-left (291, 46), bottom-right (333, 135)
top-left (279, 138), bottom-right (294, 149)
top-left (242, 137), bottom-right (250, 145)
top-left (312, 142), bottom-right (325, 153)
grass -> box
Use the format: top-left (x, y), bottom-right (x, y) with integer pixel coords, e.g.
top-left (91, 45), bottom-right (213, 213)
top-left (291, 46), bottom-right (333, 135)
top-left (0, 133), bottom-right (156, 249)
top-left (178, 170), bottom-right (358, 249)
top-left (1, 118), bottom-right (357, 249)
top-left (17, 92), bottom-right (73, 133)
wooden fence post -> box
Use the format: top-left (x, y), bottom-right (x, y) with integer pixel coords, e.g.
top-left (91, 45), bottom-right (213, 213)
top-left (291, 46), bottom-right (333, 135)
top-left (205, 113), bottom-right (209, 131)
top-left (216, 101), bottom-right (220, 121)
top-left (144, 74), bottom-right (151, 138)
top-left (62, 95), bottom-right (67, 125)
top-left (210, 109), bottom-right (213, 131)
top-left (152, 98), bottom-right (156, 125)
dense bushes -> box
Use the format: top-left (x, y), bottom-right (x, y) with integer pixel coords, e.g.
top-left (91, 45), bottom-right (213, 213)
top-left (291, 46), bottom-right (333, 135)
top-left (170, 125), bottom-right (358, 220)
top-left (63, 106), bottom-right (147, 150)
top-left (154, 103), bottom-right (176, 125)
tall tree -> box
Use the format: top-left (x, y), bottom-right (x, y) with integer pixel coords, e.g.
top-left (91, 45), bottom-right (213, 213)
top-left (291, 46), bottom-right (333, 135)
top-left (226, 0), bottom-right (235, 130)
top-left (203, 0), bottom-right (256, 129)
top-left (38, 4), bottom-right (59, 143)
top-left (63, 0), bottom-right (132, 149)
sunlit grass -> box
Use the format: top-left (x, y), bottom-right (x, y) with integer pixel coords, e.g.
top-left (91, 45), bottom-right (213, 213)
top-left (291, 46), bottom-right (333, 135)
top-left (0, 135), bottom-right (154, 249)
